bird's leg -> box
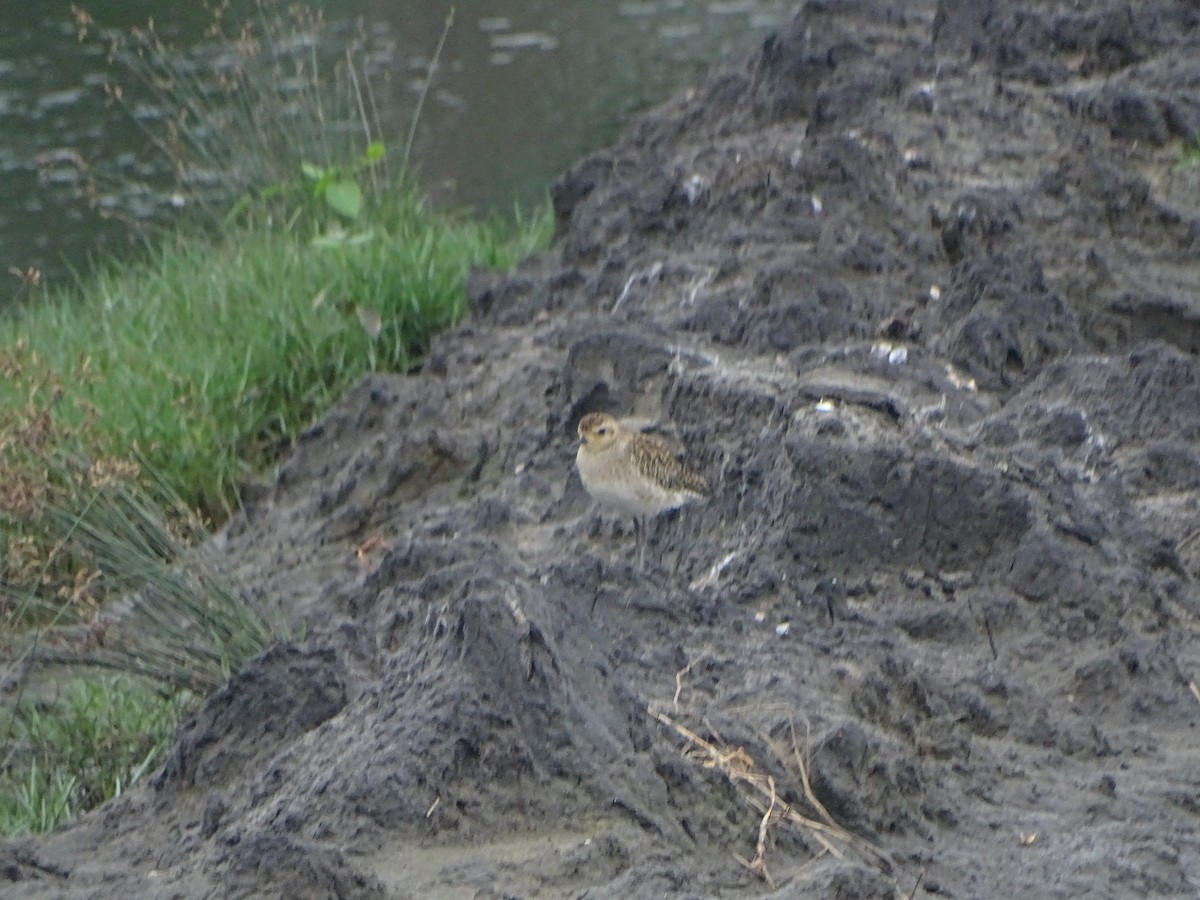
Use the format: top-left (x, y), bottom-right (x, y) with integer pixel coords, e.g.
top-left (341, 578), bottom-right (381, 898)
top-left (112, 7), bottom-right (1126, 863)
top-left (635, 516), bottom-right (647, 569)
top-left (590, 554), bottom-right (603, 615)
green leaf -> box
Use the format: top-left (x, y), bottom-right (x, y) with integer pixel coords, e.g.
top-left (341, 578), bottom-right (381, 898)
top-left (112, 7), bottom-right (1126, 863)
top-left (300, 161), bottom-right (325, 181)
top-left (362, 141), bottom-right (385, 163)
top-left (324, 179), bottom-right (363, 220)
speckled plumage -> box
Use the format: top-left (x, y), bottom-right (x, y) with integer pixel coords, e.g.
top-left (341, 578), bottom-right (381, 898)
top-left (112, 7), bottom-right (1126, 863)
top-left (575, 412), bottom-right (708, 519)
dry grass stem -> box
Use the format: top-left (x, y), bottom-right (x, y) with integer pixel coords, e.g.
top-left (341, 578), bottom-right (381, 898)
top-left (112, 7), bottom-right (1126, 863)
top-left (403, 7), bottom-right (455, 170)
top-left (787, 720), bottom-right (840, 831)
top-left (903, 866), bottom-right (927, 900)
top-left (673, 653), bottom-right (707, 713)
top-left (733, 773), bottom-right (777, 886)
top-left (648, 706), bottom-right (893, 883)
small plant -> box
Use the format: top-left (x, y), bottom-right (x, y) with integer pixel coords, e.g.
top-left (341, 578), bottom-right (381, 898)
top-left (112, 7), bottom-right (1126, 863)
top-left (301, 140), bottom-right (384, 221)
top-left (1177, 134), bottom-right (1200, 171)
top-left (226, 140), bottom-right (385, 228)
top-left (301, 152), bottom-right (367, 222)
top-left (0, 675), bottom-right (189, 836)
top-left (70, 1), bottom-right (458, 240)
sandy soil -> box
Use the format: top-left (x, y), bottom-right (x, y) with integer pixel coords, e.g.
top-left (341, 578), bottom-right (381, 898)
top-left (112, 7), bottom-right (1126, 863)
top-left (4, 1), bottom-right (1200, 897)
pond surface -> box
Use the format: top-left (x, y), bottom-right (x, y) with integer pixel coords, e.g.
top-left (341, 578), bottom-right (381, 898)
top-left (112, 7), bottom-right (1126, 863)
top-left (0, 0), bottom-right (796, 298)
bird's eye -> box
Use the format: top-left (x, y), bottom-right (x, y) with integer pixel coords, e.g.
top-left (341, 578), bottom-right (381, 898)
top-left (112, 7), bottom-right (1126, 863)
top-left (597, 427), bottom-right (608, 435)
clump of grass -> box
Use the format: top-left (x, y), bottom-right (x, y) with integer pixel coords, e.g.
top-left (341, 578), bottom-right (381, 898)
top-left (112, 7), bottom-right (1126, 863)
top-left (0, 196), bottom-right (548, 522)
top-left (0, 346), bottom-right (109, 630)
top-left (71, 1), bottom-right (457, 243)
top-left (1, 425), bottom-right (288, 688)
top-left (0, 675), bottom-right (189, 836)
top-left (72, 0), bottom-right (374, 231)
top-left (32, 449), bottom-right (288, 692)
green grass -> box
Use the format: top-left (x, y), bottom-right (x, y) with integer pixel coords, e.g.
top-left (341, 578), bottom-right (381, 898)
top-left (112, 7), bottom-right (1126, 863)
top-left (0, 675), bottom-right (190, 836)
top-left (0, 0), bottom-right (551, 841)
top-left (0, 193), bottom-right (550, 520)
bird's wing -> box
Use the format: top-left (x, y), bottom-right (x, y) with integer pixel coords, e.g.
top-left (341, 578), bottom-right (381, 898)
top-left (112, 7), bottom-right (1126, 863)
top-left (630, 433), bottom-right (709, 496)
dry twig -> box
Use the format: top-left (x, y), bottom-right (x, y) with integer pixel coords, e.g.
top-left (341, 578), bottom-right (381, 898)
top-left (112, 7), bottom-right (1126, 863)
top-left (903, 866), bottom-right (927, 900)
top-left (648, 707), bottom-right (893, 883)
top-left (673, 653), bottom-right (707, 713)
top-left (733, 773), bottom-right (778, 887)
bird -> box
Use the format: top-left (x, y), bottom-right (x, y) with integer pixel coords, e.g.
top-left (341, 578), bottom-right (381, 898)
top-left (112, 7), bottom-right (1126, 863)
top-left (575, 412), bottom-right (708, 564)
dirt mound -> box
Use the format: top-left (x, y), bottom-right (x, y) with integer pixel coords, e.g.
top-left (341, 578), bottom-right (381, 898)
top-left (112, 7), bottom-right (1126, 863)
top-left (7, 1), bottom-right (1200, 897)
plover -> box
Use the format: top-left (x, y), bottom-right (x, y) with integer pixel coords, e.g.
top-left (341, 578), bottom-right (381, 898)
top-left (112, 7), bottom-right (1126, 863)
top-left (575, 412), bottom-right (708, 561)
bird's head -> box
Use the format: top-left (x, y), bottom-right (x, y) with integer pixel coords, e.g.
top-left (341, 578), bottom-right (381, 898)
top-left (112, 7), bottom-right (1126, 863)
top-left (577, 412), bottom-right (620, 453)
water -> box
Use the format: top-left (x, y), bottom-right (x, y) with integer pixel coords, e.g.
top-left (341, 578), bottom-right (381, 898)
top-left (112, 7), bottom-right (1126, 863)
top-left (0, 0), bottom-right (796, 296)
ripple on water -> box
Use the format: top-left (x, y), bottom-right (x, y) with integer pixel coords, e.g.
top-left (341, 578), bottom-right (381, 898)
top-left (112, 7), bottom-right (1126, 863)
top-left (37, 87), bottom-right (85, 111)
top-left (489, 32), bottom-right (559, 52)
